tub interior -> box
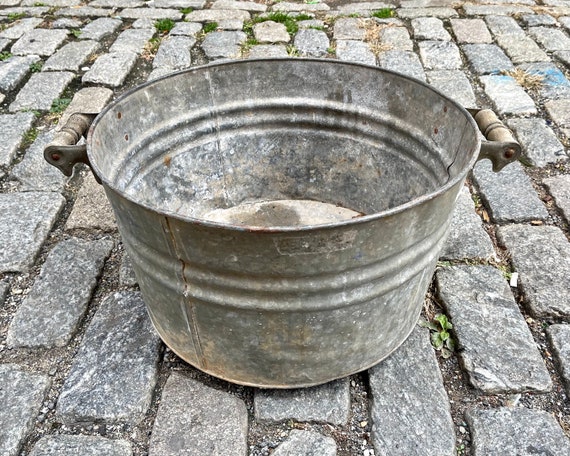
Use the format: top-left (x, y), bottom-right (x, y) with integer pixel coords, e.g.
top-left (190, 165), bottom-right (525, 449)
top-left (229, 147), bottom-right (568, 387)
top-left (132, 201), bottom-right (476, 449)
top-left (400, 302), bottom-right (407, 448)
top-left (89, 59), bottom-right (479, 227)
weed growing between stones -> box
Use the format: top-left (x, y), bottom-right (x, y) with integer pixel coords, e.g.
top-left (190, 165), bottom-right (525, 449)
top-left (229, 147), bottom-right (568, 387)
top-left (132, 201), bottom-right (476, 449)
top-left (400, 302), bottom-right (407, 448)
top-left (244, 12), bottom-right (313, 38)
top-left (7, 12), bottom-right (26, 21)
top-left (372, 8), bottom-right (394, 19)
top-left (142, 37), bottom-right (161, 60)
top-left (70, 29), bottom-right (81, 38)
top-left (179, 7), bottom-right (192, 14)
top-left (286, 44), bottom-right (299, 56)
top-left (155, 18), bottom-right (175, 34)
top-left (359, 19), bottom-right (392, 56)
top-left (0, 51), bottom-right (12, 61)
top-left (29, 61), bottom-right (43, 73)
top-left (50, 98), bottom-right (72, 114)
top-left (21, 128), bottom-right (39, 148)
top-left (419, 313), bottom-right (456, 359)
top-left (202, 22), bottom-right (219, 34)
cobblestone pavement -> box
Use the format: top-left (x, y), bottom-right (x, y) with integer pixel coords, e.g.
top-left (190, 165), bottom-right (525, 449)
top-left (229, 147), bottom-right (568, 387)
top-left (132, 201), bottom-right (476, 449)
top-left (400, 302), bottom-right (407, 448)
top-left (1, 0), bottom-right (570, 454)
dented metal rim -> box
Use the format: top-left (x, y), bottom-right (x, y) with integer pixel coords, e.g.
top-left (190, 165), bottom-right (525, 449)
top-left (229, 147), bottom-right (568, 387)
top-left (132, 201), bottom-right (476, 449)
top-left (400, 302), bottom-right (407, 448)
top-left (86, 58), bottom-right (482, 233)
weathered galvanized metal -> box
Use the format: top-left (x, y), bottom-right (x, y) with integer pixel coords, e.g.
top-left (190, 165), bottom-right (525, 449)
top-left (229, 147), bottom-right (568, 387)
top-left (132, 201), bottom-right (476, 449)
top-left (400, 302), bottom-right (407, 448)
top-left (45, 59), bottom-right (520, 388)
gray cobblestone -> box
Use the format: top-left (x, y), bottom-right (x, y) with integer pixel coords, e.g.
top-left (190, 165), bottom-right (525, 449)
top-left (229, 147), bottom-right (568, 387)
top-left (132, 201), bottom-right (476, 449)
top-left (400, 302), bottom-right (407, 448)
top-left (555, 50), bottom-right (570, 68)
top-left (56, 291), bottom-right (161, 425)
top-left (436, 265), bottom-right (551, 393)
top-left (0, 111), bottom-right (35, 167)
top-left (441, 186), bottom-right (494, 260)
top-left (272, 431), bottom-right (337, 456)
top-left (294, 28), bottom-right (329, 57)
top-left (212, 0), bottom-right (266, 12)
top-left (0, 55), bottom-right (41, 93)
top-left (0, 6), bottom-right (50, 16)
top-left (518, 62), bottom-right (570, 100)
top-left (171, 21), bottom-right (202, 36)
top-left (0, 37), bottom-right (8, 50)
top-left (119, 7), bottom-right (182, 20)
top-left (377, 50), bottom-right (426, 81)
top-left (186, 8), bottom-right (250, 22)
top-left (426, 70), bottom-right (476, 108)
top-left (462, 5), bottom-right (533, 16)
top-left (0, 280), bottom-right (8, 306)
top-left (119, 253), bottom-right (137, 286)
top-left (0, 365), bottom-right (51, 456)
top-left (333, 17), bottom-right (365, 40)
top-left (55, 6), bottom-right (115, 17)
top-left (484, 15), bottom-right (525, 37)
top-left (202, 30), bottom-right (246, 59)
top-left (418, 40), bottom-right (462, 70)
top-left (254, 21), bottom-right (290, 43)
top-left (497, 224), bottom-right (570, 318)
top-left (152, 35), bottom-right (194, 71)
top-left (379, 26), bottom-right (412, 51)
top-left (529, 26), bottom-right (570, 52)
top-left (255, 379), bottom-right (350, 425)
top-left (336, 2), bottom-right (394, 15)
top-left (272, 1), bottom-right (329, 12)
top-left (82, 51), bottom-right (138, 87)
top-left (0, 17), bottom-right (42, 39)
top-left (545, 98), bottom-right (570, 138)
top-left (335, 39), bottom-right (376, 65)
top-left (21, 0), bottom-right (79, 6)
top-left (480, 74), bottom-right (537, 115)
top-left (496, 34), bottom-right (549, 64)
top-left (7, 237), bottom-right (113, 348)
top-left (465, 407), bottom-right (570, 455)
top-left (9, 71), bottom-right (75, 112)
top-left (462, 43), bottom-right (514, 74)
top-left (544, 175), bottom-right (570, 222)
top-left (521, 14), bottom-right (557, 27)
top-left (547, 324), bottom-right (570, 397)
top-left (12, 130), bottom-right (69, 192)
top-left (450, 18), bottom-right (492, 43)
top-left (51, 17), bottom-right (82, 28)
top-left (369, 326), bottom-right (455, 456)
top-left (247, 44), bottom-right (288, 58)
top-left (410, 17), bottom-right (450, 41)
top-left (396, 7), bottom-right (458, 19)
top-left (0, 192), bottom-right (65, 273)
top-left (91, 0), bottom-right (142, 6)
top-left (79, 17), bottom-right (122, 41)
top-left (150, 0), bottom-right (205, 7)
top-left (473, 161), bottom-right (547, 223)
top-left (109, 27), bottom-right (154, 54)
top-left (507, 117), bottom-right (566, 166)
top-left (43, 40), bottom-right (99, 71)
top-left (149, 371), bottom-right (248, 456)
top-left (11, 29), bottom-right (68, 56)
top-left (29, 435), bottom-right (133, 456)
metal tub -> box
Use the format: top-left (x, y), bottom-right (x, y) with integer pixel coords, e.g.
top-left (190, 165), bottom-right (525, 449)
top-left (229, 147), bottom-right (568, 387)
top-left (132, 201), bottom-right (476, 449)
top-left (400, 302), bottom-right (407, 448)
top-left (45, 59), bottom-right (519, 387)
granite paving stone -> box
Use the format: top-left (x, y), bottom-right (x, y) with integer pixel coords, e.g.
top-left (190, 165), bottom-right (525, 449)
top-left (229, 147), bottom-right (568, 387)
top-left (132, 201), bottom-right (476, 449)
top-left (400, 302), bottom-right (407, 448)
top-left (11, 130), bottom-right (70, 192)
top-left (43, 40), bottom-right (100, 71)
top-left (21, 0), bottom-right (80, 6)
top-left (0, 280), bottom-right (8, 306)
top-left (472, 161), bottom-right (548, 223)
top-left (0, 6), bottom-right (50, 15)
top-left (335, 39), bottom-right (376, 65)
top-left (555, 50), bottom-right (570, 68)
top-left (336, 1), bottom-right (395, 15)
top-left (294, 28), bottom-right (330, 57)
top-left (169, 22), bottom-right (202, 37)
top-left (465, 407), bottom-right (570, 455)
top-left (0, 365), bottom-right (51, 456)
top-left (186, 8), bottom-right (250, 22)
top-left (118, 7), bottom-right (182, 20)
top-left (119, 253), bottom-right (137, 286)
top-left (271, 1), bottom-right (329, 12)
top-left (0, 17), bottom-right (42, 39)
top-left (298, 20), bottom-right (325, 29)
top-left (253, 21), bottom-right (290, 43)
top-left (426, 70), bottom-right (476, 109)
top-left (79, 17), bottom-right (122, 41)
top-left (152, 35), bottom-right (194, 70)
top-left (497, 224), bottom-right (570, 318)
top-left (462, 5), bottom-right (533, 16)
top-left (496, 34), bottom-right (550, 64)
top-left (0, 111), bottom-right (36, 167)
top-left (484, 15), bottom-right (525, 37)
top-left (109, 27), bottom-right (154, 54)
top-left (377, 50), bottom-right (426, 81)
top-left (547, 324), bottom-right (570, 397)
top-left (212, 0), bottom-right (267, 12)
top-left (247, 44), bottom-right (288, 58)
top-left (202, 30), bottom-right (246, 59)
top-left (254, 378), bottom-right (350, 425)
top-left (544, 175), bottom-right (570, 222)
top-left (148, 371), bottom-right (248, 456)
top-left (10, 29), bottom-right (68, 56)
top-left (333, 17), bottom-right (366, 41)
top-left (56, 291), bottom-right (161, 425)
top-left (9, 71), bottom-right (75, 112)
top-left (507, 117), bottom-right (566, 166)
top-left (0, 37), bottom-right (8, 51)
top-left (396, 7), bottom-right (458, 19)
top-left (479, 75), bottom-right (537, 115)
top-left (216, 19), bottom-right (244, 30)
top-left (82, 51), bottom-right (138, 87)
top-left (410, 17), bottom-right (450, 41)
top-left (529, 26), bottom-right (570, 52)
top-left (369, 326), bottom-right (455, 456)
top-left (132, 18), bottom-right (156, 30)
top-left (7, 237), bottom-right (114, 348)
top-left (450, 18), bottom-right (492, 44)
top-left (29, 435), bottom-right (133, 456)
top-left (521, 14), bottom-right (557, 27)
top-left (149, 0), bottom-right (205, 7)
top-left (0, 55), bottom-right (41, 92)
top-left (51, 18), bottom-right (82, 28)
top-left (436, 265), bottom-right (552, 393)
top-left (441, 186), bottom-right (494, 260)
top-left (272, 430), bottom-right (337, 456)
top-left (545, 98), bottom-right (570, 138)
top-left (418, 40), bottom-right (462, 70)
top-left (518, 62), bottom-right (570, 100)
top-left (462, 43), bottom-right (514, 74)
top-left (379, 26), bottom-right (413, 51)
top-left (0, 192), bottom-right (65, 273)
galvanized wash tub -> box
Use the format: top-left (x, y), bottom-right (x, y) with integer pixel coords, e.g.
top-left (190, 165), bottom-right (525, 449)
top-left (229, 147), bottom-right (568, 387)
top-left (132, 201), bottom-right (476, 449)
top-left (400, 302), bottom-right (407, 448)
top-left (46, 59), bottom-right (519, 388)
